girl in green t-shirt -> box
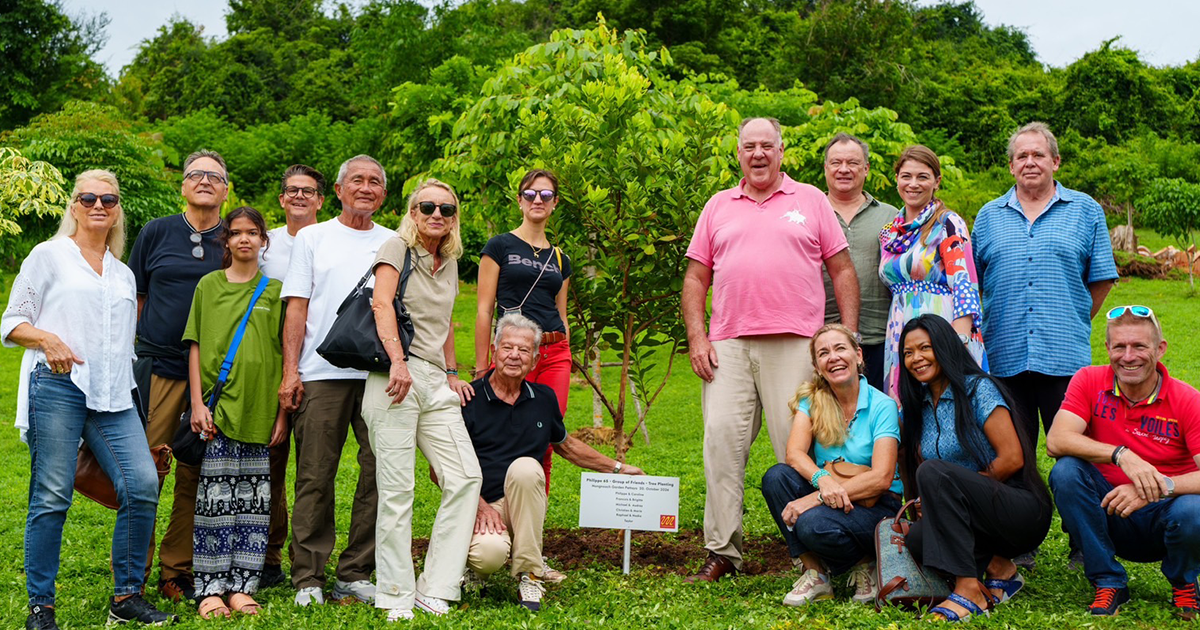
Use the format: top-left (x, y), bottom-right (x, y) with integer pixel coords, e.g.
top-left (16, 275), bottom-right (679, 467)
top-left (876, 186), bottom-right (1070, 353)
top-left (181, 206), bottom-right (286, 619)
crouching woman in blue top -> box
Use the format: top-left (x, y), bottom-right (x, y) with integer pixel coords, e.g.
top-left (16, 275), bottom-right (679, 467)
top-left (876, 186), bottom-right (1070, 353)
top-left (899, 314), bottom-right (1052, 621)
top-left (761, 324), bottom-right (903, 607)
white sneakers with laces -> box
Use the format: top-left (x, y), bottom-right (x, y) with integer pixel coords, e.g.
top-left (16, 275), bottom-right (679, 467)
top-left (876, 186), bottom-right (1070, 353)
top-left (414, 593), bottom-right (451, 616)
top-left (847, 562), bottom-right (879, 605)
top-left (385, 608), bottom-right (414, 622)
top-left (332, 579), bottom-right (376, 604)
top-left (518, 573), bottom-right (547, 612)
top-left (294, 586), bottom-right (325, 607)
top-left (782, 568), bottom-right (833, 607)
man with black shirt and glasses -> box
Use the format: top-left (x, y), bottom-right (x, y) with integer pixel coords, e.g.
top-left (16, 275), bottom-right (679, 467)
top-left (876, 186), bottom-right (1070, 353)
top-left (128, 149), bottom-right (229, 602)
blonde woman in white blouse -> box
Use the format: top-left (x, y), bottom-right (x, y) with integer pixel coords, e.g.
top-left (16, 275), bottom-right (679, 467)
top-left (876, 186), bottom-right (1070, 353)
top-left (2, 170), bottom-right (175, 628)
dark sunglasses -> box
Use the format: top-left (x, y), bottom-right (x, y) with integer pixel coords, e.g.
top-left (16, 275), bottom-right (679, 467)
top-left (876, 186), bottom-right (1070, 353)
top-left (184, 170), bottom-right (228, 185)
top-left (76, 193), bottom-right (120, 209)
top-left (521, 189), bottom-right (556, 202)
top-left (417, 201), bottom-right (457, 217)
top-left (188, 231), bottom-right (204, 260)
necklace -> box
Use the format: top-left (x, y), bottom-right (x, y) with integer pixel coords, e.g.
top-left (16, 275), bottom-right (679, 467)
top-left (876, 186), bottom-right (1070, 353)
top-left (530, 243), bottom-right (544, 258)
top-left (1123, 373), bottom-right (1161, 405)
top-left (72, 237), bottom-right (105, 265)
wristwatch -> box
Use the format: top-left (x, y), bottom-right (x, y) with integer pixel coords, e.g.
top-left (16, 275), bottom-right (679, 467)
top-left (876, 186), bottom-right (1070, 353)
top-left (1164, 475), bottom-right (1176, 497)
top-left (613, 461), bottom-right (623, 474)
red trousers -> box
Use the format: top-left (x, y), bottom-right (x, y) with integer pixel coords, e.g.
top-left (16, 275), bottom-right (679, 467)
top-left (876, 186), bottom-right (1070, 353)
top-left (528, 339), bottom-right (571, 492)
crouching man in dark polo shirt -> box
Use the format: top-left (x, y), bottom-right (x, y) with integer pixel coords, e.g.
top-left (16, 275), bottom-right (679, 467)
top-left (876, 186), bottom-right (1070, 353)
top-left (459, 313), bottom-right (645, 612)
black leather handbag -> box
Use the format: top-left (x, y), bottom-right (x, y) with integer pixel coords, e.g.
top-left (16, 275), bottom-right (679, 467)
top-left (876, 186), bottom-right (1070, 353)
top-left (317, 247), bottom-right (414, 372)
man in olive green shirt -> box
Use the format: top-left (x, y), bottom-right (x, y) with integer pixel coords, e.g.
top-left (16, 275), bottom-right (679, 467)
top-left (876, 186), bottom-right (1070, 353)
top-left (820, 133), bottom-right (896, 390)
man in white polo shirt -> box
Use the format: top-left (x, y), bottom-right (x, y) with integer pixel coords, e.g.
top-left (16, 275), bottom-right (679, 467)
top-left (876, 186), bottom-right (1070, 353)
top-left (682, 117), bottom-right (861, 582)
top-left (280, 155), bottom-right (395, 606)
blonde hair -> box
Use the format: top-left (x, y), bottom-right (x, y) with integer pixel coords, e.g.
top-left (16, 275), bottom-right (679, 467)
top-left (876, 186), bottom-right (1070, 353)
top-left (895, 145), bottom-right (950, 245)
top-left (54, 169), bottom-right (126, 258)
top-left (788, 324), bottom-right (865, 448)
top-left (397, 178), bottom-right (463, 260)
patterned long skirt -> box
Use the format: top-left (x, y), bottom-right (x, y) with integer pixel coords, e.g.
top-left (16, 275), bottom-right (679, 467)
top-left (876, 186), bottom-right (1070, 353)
top-left (193, 432), bottom-right (271, 597)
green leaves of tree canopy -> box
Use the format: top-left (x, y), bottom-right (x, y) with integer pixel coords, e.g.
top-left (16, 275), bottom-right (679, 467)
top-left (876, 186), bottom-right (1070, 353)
top-left (0, 0), bottom-right (108, 131)
top-left (3, 101), bottom-right (179, 245)
top-left (0, 147), bottom-right (67, 235)
top-left (1139, 178), bottom-right (1200, 288)
top-left (434, 20), bottom-right (741, 457)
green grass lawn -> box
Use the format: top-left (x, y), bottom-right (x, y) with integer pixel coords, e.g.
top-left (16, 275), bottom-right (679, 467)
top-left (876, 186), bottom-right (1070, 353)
top-left (1, 275), bottom-right (1198, 628)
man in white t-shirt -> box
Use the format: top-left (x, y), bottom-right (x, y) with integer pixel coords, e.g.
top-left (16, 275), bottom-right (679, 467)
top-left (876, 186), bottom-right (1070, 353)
top-left (280, 155), bottom-right (396, 606)
top-left (260, 164), bottom-right (324, 281)
top-left (257, 164), bottom-right (325, 589)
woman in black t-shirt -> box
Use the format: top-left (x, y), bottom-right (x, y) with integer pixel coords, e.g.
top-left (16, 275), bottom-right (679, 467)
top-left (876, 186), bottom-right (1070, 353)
top-left (473, 169), bottom-right (573, 490)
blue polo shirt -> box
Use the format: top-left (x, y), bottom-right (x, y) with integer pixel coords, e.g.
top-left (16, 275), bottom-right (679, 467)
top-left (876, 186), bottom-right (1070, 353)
top-left (796, 377), bottom-right (903, 494)
top-left (972, 183), bottom-right (1118, 378)
top-left (918, 375), bottom-right (1004, 472)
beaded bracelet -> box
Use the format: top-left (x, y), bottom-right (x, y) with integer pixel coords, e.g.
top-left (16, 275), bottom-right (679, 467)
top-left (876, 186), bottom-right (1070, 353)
top-left (810, 469), bottom-right (830, 487)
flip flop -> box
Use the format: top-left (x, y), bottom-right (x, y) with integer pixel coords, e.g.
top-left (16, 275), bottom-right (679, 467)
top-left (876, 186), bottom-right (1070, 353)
top-left (925, 592), bottom-right (990, 622)
top-left (228, 592), bottom-right (261, 615)
top-left (984, 571), bottom-right (1025, 603)
top-left (198, 596), bottom-right (231, 620)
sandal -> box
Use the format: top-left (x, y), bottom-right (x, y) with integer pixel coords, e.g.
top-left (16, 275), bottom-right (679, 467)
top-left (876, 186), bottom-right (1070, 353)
top-left (228, 593), bottom-right (261, 615)
top-left (984, 571), bottom-right (1025, 603)
top-left (198, 596), bottom-right (231, 620)
top-left (926, 592), bottom-right (989, 622)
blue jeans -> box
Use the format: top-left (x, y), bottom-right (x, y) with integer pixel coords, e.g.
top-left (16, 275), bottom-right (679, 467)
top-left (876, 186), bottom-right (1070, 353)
top-left (1050, 456), bottom-right (1200, 588)
top-left (25, 364), bottom-right (159, 606)
top-left (760, 463), bottom-right (900, 575)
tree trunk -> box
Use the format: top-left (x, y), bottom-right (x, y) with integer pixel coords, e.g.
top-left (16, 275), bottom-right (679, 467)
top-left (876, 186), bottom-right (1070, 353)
top-left (591, 345), bottom-right (604, 429)
top-left (629, 378), bottom-right (651, 444)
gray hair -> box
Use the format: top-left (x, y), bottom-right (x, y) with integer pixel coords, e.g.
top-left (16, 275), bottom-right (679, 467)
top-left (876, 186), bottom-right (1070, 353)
top-left (493, 313), bottom-right (543, 352)
top-left (182, 149), bottom-right (227, 177)
top-left (336, 154), bottom-right (387, 189)
top-left (1007, 122), bottom-right (1059, 161)
top-left (823, 132), bottom-right (870, 164)
top-left (738, 117), bottom-right (783, 146)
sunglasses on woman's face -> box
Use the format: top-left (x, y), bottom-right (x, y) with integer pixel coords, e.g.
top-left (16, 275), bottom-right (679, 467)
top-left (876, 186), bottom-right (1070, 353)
top-left (417, 201), bottom-right (457, 217)
top-left (76, 193), bottom-right (120, 209)
top-left (521, 189), bottom-right (555, 202)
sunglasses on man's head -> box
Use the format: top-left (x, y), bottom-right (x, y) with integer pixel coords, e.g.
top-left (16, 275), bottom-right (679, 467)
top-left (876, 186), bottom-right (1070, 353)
top-left (76, 193), bottom-right (119, 209)
top-left (1107, 305), bottom-right (1155, 320)
top-left (521, 189), bottom-right (555, 202)
top-left (417, 201), bottom-right (457, 217)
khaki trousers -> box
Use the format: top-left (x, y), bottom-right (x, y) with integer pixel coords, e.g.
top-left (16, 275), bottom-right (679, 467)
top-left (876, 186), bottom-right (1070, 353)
top-left (701, 335), bottom-right (812, 569)
top-left (362, 359), bottom-right (482, 609)
top-left (290, 379), bottom-right (376, 589)
top-left (146, 375), bottom-right (200, 582)
top-left (467, 457), bottom-right (547, 578)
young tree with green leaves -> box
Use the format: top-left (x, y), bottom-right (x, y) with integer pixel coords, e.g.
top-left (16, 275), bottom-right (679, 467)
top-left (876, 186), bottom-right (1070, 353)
top-left (0, 147), bottom-right (67, 235)
top-left (433, 20), bottom-right (741, 459)
top-left (1139, 177), bottom-right (1200, 290)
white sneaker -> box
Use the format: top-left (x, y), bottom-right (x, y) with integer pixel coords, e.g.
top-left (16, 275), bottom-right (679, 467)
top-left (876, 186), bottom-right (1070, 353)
top-left (414, 593), bottom-right (451, 616)
top-left (542, 557), bottom-right (566, 585)
top-left (518, 572), bottom-right (546, 612)
top-left (782, 569), bottom-right (832, 607)
top-left (332, 579), bottom-right (376, 603)
top-left (385, 608), bottom-right (414, 622)
top-left (294, 586), bottom-right (325, 606)
top-left (847, 562), bottom-right (879, 605)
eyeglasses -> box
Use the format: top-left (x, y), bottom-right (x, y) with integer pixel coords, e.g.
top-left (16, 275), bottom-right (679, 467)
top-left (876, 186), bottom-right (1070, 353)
top-left (76, 193), bottom-right (120, 208)
top-left (521, 189), bottom-right (556, 202)
top-left (283, 185), bottom-right (319, 199)
top-left (184, 170), bottom-right (228, 185)
top-left (188, 232), bottom-right (204, 260)
top-left (417, 201), bottom-right (457, 217)
top-left (826, 159), bottom-right (864, 170)
top-left (1107, 305), bottom-right (1155, 320)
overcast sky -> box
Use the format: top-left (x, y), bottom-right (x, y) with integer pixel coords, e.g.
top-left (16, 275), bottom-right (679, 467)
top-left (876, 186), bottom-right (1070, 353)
top-left (64, 0), bottom-right (1200, 77)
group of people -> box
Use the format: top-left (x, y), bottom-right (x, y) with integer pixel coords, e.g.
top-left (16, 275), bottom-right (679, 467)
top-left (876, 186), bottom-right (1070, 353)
top-left (5, 116), bottom-right (1197, 628)
top-left (7, 155), bottom-right (642, 629)
top-left (683, 117), bottom-right (1199, 621)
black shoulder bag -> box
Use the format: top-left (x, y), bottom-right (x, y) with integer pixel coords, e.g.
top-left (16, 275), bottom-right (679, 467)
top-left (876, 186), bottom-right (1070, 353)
top-left (317, 247), bottom-right (415, 372)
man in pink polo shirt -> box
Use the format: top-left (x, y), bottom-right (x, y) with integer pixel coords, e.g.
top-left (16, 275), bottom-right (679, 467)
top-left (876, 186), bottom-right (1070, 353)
top-left (1047, 306), bottom-right (1200, 619)
top-left (681, 117), bottom-right (861, 582)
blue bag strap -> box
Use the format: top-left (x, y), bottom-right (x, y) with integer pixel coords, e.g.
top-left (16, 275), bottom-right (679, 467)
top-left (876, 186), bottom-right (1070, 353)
top-left (213, 275), bottom-right (270, 388)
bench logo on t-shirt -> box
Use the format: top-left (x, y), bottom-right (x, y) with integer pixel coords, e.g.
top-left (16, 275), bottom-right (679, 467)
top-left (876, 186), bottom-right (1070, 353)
top-left (505, 253), bottom-right (560, 274)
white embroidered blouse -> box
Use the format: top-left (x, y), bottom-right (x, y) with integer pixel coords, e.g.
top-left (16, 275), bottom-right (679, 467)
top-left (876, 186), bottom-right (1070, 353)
top-left (1, 238), bottom-right (138, 438)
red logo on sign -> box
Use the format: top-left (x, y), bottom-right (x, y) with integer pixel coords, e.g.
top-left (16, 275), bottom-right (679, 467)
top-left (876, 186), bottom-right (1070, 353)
top-left (660, 515), bottom-right (676, 529)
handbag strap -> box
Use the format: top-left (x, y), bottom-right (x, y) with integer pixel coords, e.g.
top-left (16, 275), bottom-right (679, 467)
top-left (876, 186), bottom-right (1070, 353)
top-left (213, 275), bottom-right (270, 391)
top-left (397, 247), bottom-right (414, 308)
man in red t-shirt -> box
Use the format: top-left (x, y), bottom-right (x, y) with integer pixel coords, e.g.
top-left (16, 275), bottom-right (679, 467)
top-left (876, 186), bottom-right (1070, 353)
top-left (1047, 306), bottom-right (1200, 619)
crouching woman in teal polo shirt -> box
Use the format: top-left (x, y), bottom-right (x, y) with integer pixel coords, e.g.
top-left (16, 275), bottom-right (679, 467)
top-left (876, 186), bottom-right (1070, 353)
top-left (760, 323), bottom-right (903, 607)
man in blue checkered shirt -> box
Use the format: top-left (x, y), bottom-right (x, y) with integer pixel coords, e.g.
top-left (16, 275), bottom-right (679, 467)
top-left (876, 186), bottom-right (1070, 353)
top-left (972, 122), bottom-right (1119, 441)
